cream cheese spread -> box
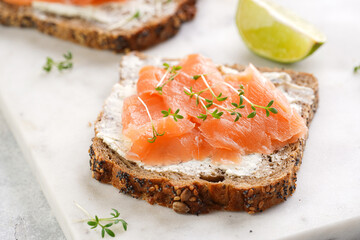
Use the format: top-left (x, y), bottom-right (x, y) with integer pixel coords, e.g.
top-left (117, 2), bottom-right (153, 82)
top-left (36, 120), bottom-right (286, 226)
top-left (32, 0), bottom-right (177, 30)
top-left (95, 55), bottom-right (315, 178)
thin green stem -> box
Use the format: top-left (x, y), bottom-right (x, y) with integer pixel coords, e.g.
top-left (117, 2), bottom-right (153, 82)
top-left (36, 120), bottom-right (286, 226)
top-left (200, 74), bottom-right (217, 100)
top-left (220, 81), bottom-right (254, 105)
top-left (184, 87), bottom-right (225, 112)
top-left (74, 201), bottom-right (92, 219)
top-left (156, 69), bottom-right (170, 88)
top-left (138, 96), bottom-right (153, 123)
top-left (138, 96), bottom-right (164, 142)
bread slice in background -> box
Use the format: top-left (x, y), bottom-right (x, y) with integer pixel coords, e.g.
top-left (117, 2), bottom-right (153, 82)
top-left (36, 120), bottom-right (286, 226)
top-left (90, 52), bottom-right (319, 214)
top-left (0, 0), bottom-right (196, 52)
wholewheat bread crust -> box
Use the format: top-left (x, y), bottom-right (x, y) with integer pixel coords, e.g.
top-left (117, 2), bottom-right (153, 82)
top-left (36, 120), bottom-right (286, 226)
top-left (0, 0), bottom-right (196, 52)
top-left (89, 59), bottom-right (319, 215)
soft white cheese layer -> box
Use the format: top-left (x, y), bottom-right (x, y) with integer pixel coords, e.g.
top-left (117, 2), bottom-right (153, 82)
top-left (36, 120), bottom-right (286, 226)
top-left (32, 0), bottom-right (177, 30)
top-left (95, 54), bottom-right (315, 178)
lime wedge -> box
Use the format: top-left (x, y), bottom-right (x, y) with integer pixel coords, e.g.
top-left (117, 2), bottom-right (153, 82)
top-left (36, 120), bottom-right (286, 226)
top-left (236, 0), bottom-right (326, 63)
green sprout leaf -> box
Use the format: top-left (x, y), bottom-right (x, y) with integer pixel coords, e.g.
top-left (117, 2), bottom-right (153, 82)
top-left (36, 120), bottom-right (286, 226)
top-left (354, 65), bottom-right (360, 73)
top-left (133, 10), bottom-right (140, 19)
top-left (162, 108), bottom-right (184, 122)
top-left (105, 228), bottom-right (115, 237)
top-left (193, 75), bottom-right (201, 80)
top-left (269, 108), bottom-right (278, 114)
top-left (216, 93), bottom-right (228, 102)
top-left (247, 112), bottom-right (256, 118)
top-left (43, 51), bottom-right (73, 73)
top-left (267, 100), bottom-right (274, 107)
top-left (197, 113), bottom-right (208, 121)
top-left (163, 63), bottom-right (170, 70)
top-left (211, 109), bottom-right (224, 119)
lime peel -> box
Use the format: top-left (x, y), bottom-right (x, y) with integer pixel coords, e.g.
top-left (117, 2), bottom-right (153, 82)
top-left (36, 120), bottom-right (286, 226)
top-left (236, 0), bottom-right (326, 63)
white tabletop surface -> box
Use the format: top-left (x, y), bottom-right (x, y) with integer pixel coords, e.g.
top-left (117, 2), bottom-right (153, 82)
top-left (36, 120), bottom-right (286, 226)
top-left (1, 0), bottom-right (360, 239)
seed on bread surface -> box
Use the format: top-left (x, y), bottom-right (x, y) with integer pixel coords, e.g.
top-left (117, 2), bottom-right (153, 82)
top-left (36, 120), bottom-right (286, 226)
top-left (180, 188), bottom-right (191, 202)
top-left (189, 197), bottom-right (197, 202)
top-left (172, 202), bottom-right (190, 213)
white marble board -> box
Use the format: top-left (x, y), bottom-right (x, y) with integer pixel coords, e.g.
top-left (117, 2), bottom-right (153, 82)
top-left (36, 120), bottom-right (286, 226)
top-left (1, 0), bottom-right (360, 239)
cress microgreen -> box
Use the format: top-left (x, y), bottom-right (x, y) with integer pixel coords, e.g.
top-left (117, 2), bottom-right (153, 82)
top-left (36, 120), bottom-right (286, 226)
top-left (246, 100), bottom-right (278, 118)
top-left (75, 203), bottom-right (127, 239)
top-left (161, 108), bottom-right (184, 122)
top-left (147, 125), bottom-right (165, 143)
top-left (231, 112), bottom-right (242, 122)
top-left (43, 51), bottom-right (73, 72)
top-left (197, 113), bottom-right (208, 121)
top-left (131, 10), bottom-right (141, 20)
top-left (198, 74), bottom-right (228, 102)
top-left (193, 74), bottom-right (206, 80)
top-left (138, 96), bottom-right (165, 143)
top-left (155, 63), bottom-right (182, 94)
top-left (354, 65), bottom-right (360, 73)
top-left (220, 82), bottom-right (278, 121)
top-left (85, 208), bottom-right (127, 238)
top-left (211, 109), bottom-right (224, 119)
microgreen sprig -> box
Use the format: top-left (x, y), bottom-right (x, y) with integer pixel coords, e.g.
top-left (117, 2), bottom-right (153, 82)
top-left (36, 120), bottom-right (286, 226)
top-left (75, 203), bottom-right (127, 239)
top-left (148, 125), bottom-right (165, 143)
top-left (87, 209), bottom-right (127, 238)
top-left (161, 108), bottom-right (184, 122)
top-left (354, 65), bottom-right (360, 73)
top-left (43, 51), bottom-right (73, 72)
top-left (211, 109), bottom-right (224, 119)
top-left (220, 82), bottom-right (278, 119)
top-left (184, 86), bottom-right (224, 121)
top-left (184, 86), bottom-right (209, 106)
top-left (229, 94), bottom-right (245, 122)
top-left (138, 96), bottom-right (165, 143)
top-left (198, 74), bottom-right (228, 102)
top-left (155, 63), bottom-right (182, 94)
top-left (244, 99), bottom-right (278, 118)
top-left (193, 74), bottom-right (205, 80)
top-left (197, 113), bottom-right (208, 121)
top-left (130, 10), bottom-right (141, 21)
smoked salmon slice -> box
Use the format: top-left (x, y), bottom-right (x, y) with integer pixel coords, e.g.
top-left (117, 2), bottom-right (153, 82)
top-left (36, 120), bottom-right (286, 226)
top-left (121, 54), bottom-right (308, 166)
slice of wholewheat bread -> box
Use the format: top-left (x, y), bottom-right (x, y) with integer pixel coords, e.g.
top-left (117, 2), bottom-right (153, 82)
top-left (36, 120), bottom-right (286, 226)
top-left (0, 0), bottom-right (196, 52)
top-left (89, 52), bottom-right (319, 214)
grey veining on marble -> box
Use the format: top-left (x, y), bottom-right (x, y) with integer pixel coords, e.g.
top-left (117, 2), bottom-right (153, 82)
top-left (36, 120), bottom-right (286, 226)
top-left (0, 111), bottom-right (65, 240)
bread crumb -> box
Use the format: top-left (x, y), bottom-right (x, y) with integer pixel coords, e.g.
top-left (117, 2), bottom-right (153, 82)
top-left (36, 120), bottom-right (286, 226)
top-left (88, 122), bottom-right (93, 127)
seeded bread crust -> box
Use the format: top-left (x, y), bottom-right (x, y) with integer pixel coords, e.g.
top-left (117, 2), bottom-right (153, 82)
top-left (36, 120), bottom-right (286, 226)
top-left (0, 0), bottom-right (196, 52)
top-left (89, 55), bottom-right (319, 215)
